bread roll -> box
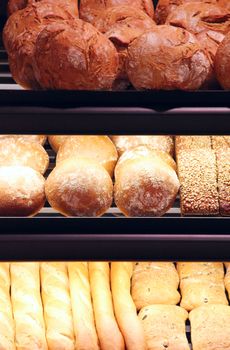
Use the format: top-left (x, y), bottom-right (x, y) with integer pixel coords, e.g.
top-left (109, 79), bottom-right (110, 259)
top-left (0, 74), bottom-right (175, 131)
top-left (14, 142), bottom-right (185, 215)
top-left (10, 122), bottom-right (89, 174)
top-left (45, 158), bottom-right (113, 217)
top-left (114, 146), bottom-right (179, 217)
top-left (139, 305), bottom-right (189, 350)
top-left (11, 262), bottom-right (48, 350)
top-left (111, 262), bottom-right (146, 350)
top-left (215, 31), bottom-right (230, 89)
top-left (68, 262), bottom-right (99, 350)
top-left (126, 25), bottom-right (211, 91)
top-left (33, 20), bottom-right (119, 90)
top-left (189, 304), bottom-right (230, 350)
top-left (0, 166), bottom-right (45, 216)
top-left (89, 262), bottom-right (125, 350)
top-left (48, 136), bottom-right (73, 153)
top-left (131, 262), bottom-right (180, 310)
top-left (225, 262), bottom-right (230, 299)
top-left (0, 263), bottom-right (15, 350)
top-left (0, 135), bottom-right (46, 145)
top-left (56, 136), bottom-right (118, 177)
top-left (40, 262), bottom-right (75, 350)
top-left (177, 262), bottom-right (228, 311)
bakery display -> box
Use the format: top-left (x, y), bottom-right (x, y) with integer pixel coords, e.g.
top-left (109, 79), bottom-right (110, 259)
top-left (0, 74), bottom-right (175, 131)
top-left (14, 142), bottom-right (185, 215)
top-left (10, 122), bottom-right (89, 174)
top-left (215, 31), bottom-right (230, 89)
top-left (131, 262), bottom-right (180, 310)
top-left (177, 262), bottom-right (228, 311)
top-left (139, 305), bottom-right (189, 350)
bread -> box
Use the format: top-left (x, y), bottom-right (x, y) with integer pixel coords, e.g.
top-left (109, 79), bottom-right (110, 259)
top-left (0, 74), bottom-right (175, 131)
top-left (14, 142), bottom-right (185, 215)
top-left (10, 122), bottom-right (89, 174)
top-left (177, 262), bottom-right (228, 311)
top-left (89, 262), bottom-right (125, 350)
top-left (33, 20), bottom-right (119, 90)
top-left (131, 262), bottom-right (180, 310)
top-left (48, 136), bottom-right (73, 153)
top-left (114, 146), bottom-right (179, 217)
top-left (111, 262), bottom-right (146, 350)
top-left (110, 136), bottom-right (174, 157)
top-left (0, 263), bottom-right (15, 350)
top-left (139, 305), bottom-right (189, 350)
top-left (126, 25), bottom-right (211, 91)
top-left (0, 138), bottom-right (49, 174)
top-left (80, 0), bottom-right (154, 25)
top-left (11, 262), bottom-right (48, 350)
top-left (68, 262), bottom-right (99, 350)
top-left (189, 304), bottom-right (230, 350)
top-left (45, 158), bottom-right (113, 217)
top-left (225, 262), bottom-right (230, 299)
top-left (56, 136), bottom-right (118, 177)
top-left (215, 31), bottom-right (230, 89)
top-left (0, 166), bottom-right (45, 216)
top-left (176, 136), bottom-right (212, 151)
top-left (0, 135), bottom-right (47, 145)
top-left (40, 262), bottom-right (75, 350)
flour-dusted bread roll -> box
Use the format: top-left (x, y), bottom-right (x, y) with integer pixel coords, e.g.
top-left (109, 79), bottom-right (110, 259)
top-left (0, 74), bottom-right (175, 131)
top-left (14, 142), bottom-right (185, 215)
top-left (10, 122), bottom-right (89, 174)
top-left (114, 146), bottom-right (179, 217)
top-left (0, 138), bottom-right (49, 174)
top-left (139, 305), bottom-right (189, 350)
top-left (0, 135), bottom-right (46, 145)
top-left (40, 262), bottom-right (75, 350)
top-left (45, 158), bottom-right (113, 217)
top-left (111, 136), bottom-right (174, 157)
top-left (131, 262), bottom-right (180, 310)
top-left (0, 263), bottom-right (15, 350)
top-left (48, 136), bottom-right (73, 153)
top-left (0, 166), bottom-right (45, 216)
top-left (68, 262), bottom-right (99, 350)
top-left (11, 262), bottom-right (48, 350)
top-left (89, 262), bottom-right (125, 350)
top-left (190, 304), bottom-right (230, 350)
top-left (56, 136), bottom-right (118, 177)
top-left (177, 262), bottom-right (228, 311)
top-left (111, 262), bottom-right (146, 350)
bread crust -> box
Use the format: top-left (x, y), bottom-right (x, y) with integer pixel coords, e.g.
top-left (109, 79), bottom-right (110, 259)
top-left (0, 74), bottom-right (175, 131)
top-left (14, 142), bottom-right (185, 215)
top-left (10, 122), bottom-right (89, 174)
top-left (0, 135), bottom-right (47, 145)
top-left (215, 31), bottom-right (230, 89)
top-left (48, 136), bottom-right (73, 153)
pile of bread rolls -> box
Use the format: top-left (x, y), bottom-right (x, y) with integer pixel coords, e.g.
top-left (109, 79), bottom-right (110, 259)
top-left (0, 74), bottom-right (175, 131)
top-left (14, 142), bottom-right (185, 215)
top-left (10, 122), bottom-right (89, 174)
top-left (1, 261), bottom-right (230, 350)
top-left (3, 0), bottom-right (230, 90)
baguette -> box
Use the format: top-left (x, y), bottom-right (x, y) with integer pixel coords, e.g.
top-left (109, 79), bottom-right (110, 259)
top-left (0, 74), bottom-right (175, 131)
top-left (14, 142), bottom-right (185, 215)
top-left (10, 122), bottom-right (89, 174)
top-left (111, 262), bottom-right (146, 350)
top-left (68, 262), bottom-right (99, 350)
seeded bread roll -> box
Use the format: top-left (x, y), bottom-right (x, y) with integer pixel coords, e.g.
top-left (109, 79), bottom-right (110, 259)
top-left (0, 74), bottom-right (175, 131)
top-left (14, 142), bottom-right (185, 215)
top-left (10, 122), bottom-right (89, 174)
top-left (177, 262), bottom-right (228, 311)
top-left (48, 136), bottom-right (73, 153)
top-left (131, 262), bottom-right (180, 310)
top-left (215, 31), bottom-right (230, 89)
top-left (0, 135), bottom-right (46, 145)
top-left (139, 305), bottom-right (189, 350)
top-left (190, 304), bottom-right (230, 350)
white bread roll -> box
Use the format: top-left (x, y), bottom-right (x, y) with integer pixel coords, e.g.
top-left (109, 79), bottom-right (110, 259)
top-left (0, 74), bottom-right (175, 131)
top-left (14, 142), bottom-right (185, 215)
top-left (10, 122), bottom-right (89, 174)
top-left (89, 262), bottom-right (125, 350)
top-left (0, 135), bottom-right (47, 145)
top-left (68, 262), bottom-right (100, 350)
top-left (114, 146), bottom-right (179, 217)
top-left (40, 262), bottom-right (75, 350)
top-left (56, 136), bottom-right (118, 177)
top-left (0, 263), bottom-right (15, 350)
top-left (110, 136), bottom-right (174, 156)
top-left (111, 262), bottom-right (146, 350)
top-left (0, 138), bottom-right (49, 174)
top-left (48, 136), bottom-right (73, 153)
top-left (45, 158), bottom-right (113, 217)
top-left (0, 166), bottom-right (45, 216)
top-left (11, 262), bottom-right (48, 350)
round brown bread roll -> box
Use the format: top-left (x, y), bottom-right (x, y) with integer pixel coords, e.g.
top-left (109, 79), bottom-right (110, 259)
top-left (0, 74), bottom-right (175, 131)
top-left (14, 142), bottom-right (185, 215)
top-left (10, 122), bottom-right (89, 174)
top-left (33, 20), bottom-right (119, 90)
top-left (110, 136), bottom-right (174, 157)
top-left (56, 136), bottom-right (118, 177)
top-left (114, 145), bottom-right (180, 217)
top-left (215, 31), bottom-right (230, 89)
top-left (0, 139), bottom-right (49, 174)
top-left (0, 135), bottom-right (47, 145)
top-left (126, 25), bottom-right (211, 91)
top-left (0, 166), bottom-right (45, 216)
top-left (48, 135), bottom-right (73, 153)
top-left (45, 158), bottom-right (113, 217)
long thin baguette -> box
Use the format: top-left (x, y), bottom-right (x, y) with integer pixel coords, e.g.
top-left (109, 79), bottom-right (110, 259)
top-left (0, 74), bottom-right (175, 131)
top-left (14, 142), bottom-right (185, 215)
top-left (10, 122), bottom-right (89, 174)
top-left (68, 262), bottom-right (99, 350)
top-left (89, 262), bottom-right (125, 350)
top-left (111, 262), bottom-right (146, 350)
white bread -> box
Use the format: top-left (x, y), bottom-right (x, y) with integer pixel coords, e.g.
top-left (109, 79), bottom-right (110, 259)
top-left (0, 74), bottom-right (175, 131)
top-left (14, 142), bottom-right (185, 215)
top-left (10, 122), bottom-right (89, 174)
top-left (0, 166), bottom-right (45, 216)
top-left (189, 304), bottom-right (230, 350)
top-left (114, 146), bottom-right (179, 216)
top-left (0, 263), bottom-right (15, 350)
top-left (0, 135), bottom-right (46, 145)
top-left (111, 262), bottom-right (146, 350)
top-left (89, 262), bottom-right (125, 350)
top-left (131, 262), bottom-right (180, 310)
top-left (139, 305), bottom-right (189, 350)
top-left (68, 262), bottom-right (99, 350)
top-left (11, 262), bottom-right (48, 350)
top-left (56, 136), bottom-right (118, 177)
top-left (48, 136), bottom-right (73, 153)
top-left (45, 158), bottom-right (113, 217)
top-left (177, 262), bottom-right (228, 311)
top-left (0, 138), bottom-right (49, 174)
top-left (40, 262), bottom-right (75, 350)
